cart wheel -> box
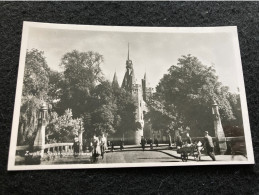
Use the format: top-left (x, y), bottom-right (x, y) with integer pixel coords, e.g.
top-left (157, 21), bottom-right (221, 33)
top-left (181, 153), bottom-right (188, 162)
top-left (181, 154), bottom-right (185, 162)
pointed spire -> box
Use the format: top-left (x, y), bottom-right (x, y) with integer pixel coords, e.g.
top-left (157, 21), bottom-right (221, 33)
top-left (122, 43), bottom-right (134, 92)
top-left (144, 72), bottom-right (150, 88)
top-left (112, 72), bottom-right (119, 89)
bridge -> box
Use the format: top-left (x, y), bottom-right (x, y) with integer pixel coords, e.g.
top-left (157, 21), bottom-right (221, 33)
top-left (15, 100), bottom-right (246, 165)
top-left (16, 143), bottom-right (74, 155)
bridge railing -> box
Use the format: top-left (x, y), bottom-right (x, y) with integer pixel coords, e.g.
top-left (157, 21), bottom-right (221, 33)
top-left (16, 143), bottom-right (74, 156)
top-left (44, 143), bottom-right (74, 155)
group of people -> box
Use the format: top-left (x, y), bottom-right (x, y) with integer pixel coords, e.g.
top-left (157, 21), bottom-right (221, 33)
top-left (140, 137), bottom-right (159, 151)
top-left (89, 136), bottom-right (106, 161)
top-left (73, 131), bottom-right (216, 162)
top-left (176, 131), bottom-right (216, 161)
top-left (108, 139), bottom-right (124, 152)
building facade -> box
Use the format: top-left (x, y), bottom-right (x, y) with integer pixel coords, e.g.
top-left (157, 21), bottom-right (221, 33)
top-left (111, 45), bottom-right (153, 144)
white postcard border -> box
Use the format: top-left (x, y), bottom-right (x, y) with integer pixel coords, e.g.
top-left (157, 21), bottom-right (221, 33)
top-left (8, 22), bottom-right (255, 171)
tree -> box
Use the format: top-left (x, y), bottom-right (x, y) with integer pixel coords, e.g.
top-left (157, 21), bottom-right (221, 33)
top-left (23, 49), bottom-right (50, 99)
top-left (47, 70), bottom-right (63, 102)
top-left (17, 49), bottom-right (51, 145)
top-left (223, 92), bottom-right (244, 136)
top-left (46, 109), bottom-right (82, 143)
top-left (18, 96), bottom-right (42, 145)
top-left (58, 50), bottom-right (104, 118)
top-left (112, 86), bottom-right (136, 138)
top-left (156, 54), bottom-right (238, 136)
top-left (82, 81), bottom-right (117, 139)
top-left (82, 80), bottom-right (136, 140)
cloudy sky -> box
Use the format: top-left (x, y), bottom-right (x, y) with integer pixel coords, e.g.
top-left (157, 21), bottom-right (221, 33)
top-left (27, 26), bottom-right (240, 92)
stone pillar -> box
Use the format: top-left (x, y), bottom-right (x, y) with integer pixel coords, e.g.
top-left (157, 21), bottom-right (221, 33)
top-left (212, 100), bottom-right (227, 154)
top-left (78, 119), bottom-right (83, 153)
top-left (33, 102), bottom-right (48, 157)
top-left (135, 120), bottom-right (144, 144)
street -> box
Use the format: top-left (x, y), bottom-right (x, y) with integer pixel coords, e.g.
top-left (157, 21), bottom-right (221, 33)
top-left (102, 145), bottom-right (180, 163)
top-left (97, 145), bottom-right (247, 164)
top-left (16, 144), bottom-right (247, 166)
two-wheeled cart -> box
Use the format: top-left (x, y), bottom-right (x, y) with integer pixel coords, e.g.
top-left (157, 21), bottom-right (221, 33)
top-left (177, 144), bottom-right (200, 162)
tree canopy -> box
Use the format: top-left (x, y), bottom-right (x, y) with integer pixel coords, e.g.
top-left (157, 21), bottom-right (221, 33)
top-left (57, 50), bottom-right (104, 118)
top-left (18, 50), bottom-right (243, 146)
top-left (23, 49), bottom-right (50, 99)
top-left (18, 49), bottom-right (51, 145)
top-left (154, 54), bottom-right (242, 136)
top-left (18, 49), bottom-right (137, 145)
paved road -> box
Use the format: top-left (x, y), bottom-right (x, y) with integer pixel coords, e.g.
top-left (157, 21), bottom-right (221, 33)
top-left (16, 145), bottom-right (247, 165)
top-left (101, 147), bottom-right (181, 164)
top-left (97, 145), bottom-right (247, 164)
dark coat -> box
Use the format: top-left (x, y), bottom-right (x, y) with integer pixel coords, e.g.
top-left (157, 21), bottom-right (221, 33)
top-left (141, 138), bottom-right (146, 145)
top-left (73, 141), bottom-right (80, 153)
top-left (204, 135), bottom-right (214, 149)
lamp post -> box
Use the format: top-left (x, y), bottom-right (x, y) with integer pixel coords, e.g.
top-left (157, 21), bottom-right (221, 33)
top-left (212, 99), bottom-right (227, 154)
top-left (34, 102), bottom-right (48, 157)
top-left (78, 118), bottom-right (83, 154)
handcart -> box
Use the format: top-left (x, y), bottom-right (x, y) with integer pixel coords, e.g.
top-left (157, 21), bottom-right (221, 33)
top-left (177, 144), bottom-right (200, 162)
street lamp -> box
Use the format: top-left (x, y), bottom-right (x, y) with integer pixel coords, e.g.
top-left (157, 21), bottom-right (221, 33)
top-left (78, 118), bottom-right (83, 154)
top-left (34, 102), bottom-right (48, 157)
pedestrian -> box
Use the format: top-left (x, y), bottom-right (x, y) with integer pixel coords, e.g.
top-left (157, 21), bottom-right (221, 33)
top-left (154, 138), bottom-right (159, 147)
top-left (149, 138), bottom-right (153, 150)
top-left (100, 138), bottom-right (105, 159)
top-left (140, 136), bottom-right (146, 151)
top-left (204, 131), bottom-right (216, 161)
top-left (91, 136), bottom-right (101, 162)
top-left (120, 139), bottom-right (124, 151)
top-left (176, 132), bottom-right (183, 148)
top-left (110, 141), bottom-right (114, 152)
top-left (73, 137), bottom-right (80, 157)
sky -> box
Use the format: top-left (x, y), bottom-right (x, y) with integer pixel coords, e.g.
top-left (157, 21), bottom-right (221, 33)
top-left (27, 27), bottom-right (240, 92)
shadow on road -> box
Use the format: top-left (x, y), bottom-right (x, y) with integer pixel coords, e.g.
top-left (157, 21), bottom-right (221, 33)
top-left (138, 157), bottom-right (172, 159)
top-left (155, 150), bottom-right (181, 159)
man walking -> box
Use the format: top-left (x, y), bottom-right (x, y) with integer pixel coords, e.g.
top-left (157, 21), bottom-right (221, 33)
top-left (140, 136), bottom-right (146, 151)
top-left (204, 131), bottom-right (216, 161)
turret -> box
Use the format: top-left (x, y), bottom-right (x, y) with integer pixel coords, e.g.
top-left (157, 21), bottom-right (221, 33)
top-left (122, 43), bottom-right (136, 92)
top-left (112, 72), bottom-right (120, 89)
top-left (142, 72), bottom-right (152, 102)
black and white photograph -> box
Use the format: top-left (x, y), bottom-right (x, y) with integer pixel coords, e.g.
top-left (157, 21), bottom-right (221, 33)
top-left (8, 22), bottom-right (254, 170)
